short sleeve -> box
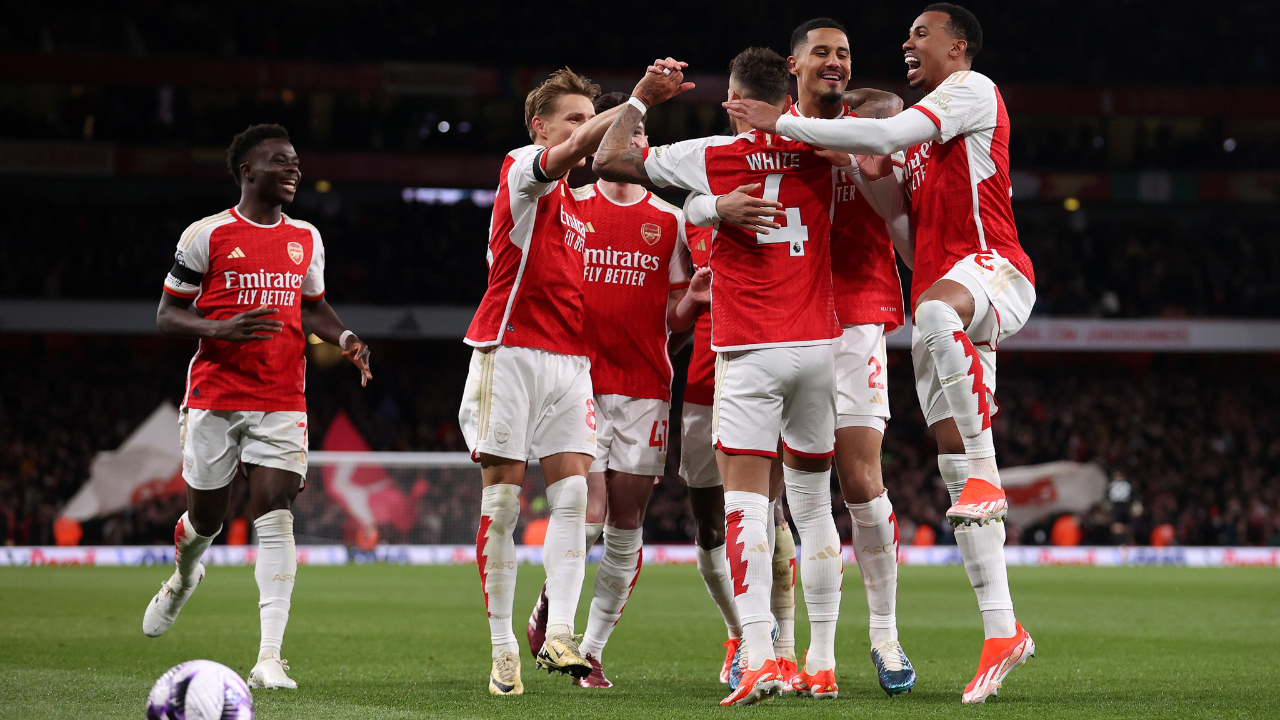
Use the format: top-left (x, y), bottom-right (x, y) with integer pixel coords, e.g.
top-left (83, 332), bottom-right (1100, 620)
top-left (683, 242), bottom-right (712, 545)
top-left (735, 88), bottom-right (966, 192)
top-left (510, 145), bottom-right (561, 200)
top-left (911, 71), bottom-right (997, 144)
top-left (301, 226), bottom-right (325, 299)
top-left (643, 137), bottom-right (716, 194)
top-left (669, 224), bottom-right (692, 287)
top-left (163, 221), bottom-right (212, 298)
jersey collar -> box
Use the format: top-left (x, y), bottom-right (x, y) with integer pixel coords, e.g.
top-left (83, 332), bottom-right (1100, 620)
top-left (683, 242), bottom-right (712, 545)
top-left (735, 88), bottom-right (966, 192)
top-left (230, 206), bottom-right (284, 228)
top-left (787, 102), bottom-right (852, 120)
top-left (595, 181), bottom-right (649, 207)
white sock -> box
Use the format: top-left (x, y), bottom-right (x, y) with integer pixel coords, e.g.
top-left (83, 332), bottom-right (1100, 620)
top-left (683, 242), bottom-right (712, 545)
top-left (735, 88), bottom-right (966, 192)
top-left (770, 522), bottom-right (796, 662)
top-left (580, 527), bottom-right (643, 660)
top-left (939, 454), bottom-right (969, 504)
top-left (174, 512), bottom-right (218, 586)
top-left (916, 300), bottom-right (996, 462)
top-left (585, 521), bottom-right (605, 549)
top-left (940, 453), bottom-right (1016, 638)
top-left (254, 509), bottom-right (296, 661)
top-left (848, 491), bottom-right (899, 643)
top-left (783, 466), bottom-right (842, 670)
top-left (725, 490), bottom-right (775, 670)
top-left (696, 543), bottom-right (741, 640)
top-left (478, 484), bottom-right (521, 657)
top-left (543, 475), bottom-right (587, 636)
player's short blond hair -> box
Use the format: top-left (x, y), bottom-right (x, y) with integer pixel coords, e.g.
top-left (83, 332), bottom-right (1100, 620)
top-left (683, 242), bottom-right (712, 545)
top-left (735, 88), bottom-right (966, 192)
top-left (524, 68), bottom-right (601, 141)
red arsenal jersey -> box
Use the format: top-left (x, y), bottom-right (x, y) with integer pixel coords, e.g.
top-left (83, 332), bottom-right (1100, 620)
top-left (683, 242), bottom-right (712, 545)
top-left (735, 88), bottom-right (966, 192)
top-left (904, 71), bottom-right (1034, 309)
top-left (643, 132), bottom-right (840, 351)
top-left (574, 183), bottom-right (691, 401)
top-left (163, 207), bottom-right (325, 412)
top-left (788, 104), bottom-right (905, 332)
top-left (683, 223), bottom-right (715, 406)
top-left (465, 144), bottom-right (589, 357)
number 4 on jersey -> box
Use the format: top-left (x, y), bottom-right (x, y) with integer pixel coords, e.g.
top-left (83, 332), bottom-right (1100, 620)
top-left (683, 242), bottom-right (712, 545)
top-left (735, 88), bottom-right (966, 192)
top-left (755, 173), bottom-right (810, 256)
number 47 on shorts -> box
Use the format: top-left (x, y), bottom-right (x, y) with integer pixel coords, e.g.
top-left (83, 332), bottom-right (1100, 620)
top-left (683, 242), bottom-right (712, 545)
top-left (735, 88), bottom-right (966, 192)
top-left (649, 420), bottom-right (668, 451)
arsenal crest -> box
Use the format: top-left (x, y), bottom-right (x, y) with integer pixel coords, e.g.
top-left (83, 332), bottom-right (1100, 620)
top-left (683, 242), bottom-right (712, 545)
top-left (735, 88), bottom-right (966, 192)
top-left (640, 223), bottom-right (661, 245)
top-left (287, 241), bottom-right (304, 264)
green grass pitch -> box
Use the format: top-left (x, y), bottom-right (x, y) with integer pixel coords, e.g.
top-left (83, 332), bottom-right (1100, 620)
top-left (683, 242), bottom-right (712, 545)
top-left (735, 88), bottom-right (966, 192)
top-left (2, 563), bottom-right (1277, 719)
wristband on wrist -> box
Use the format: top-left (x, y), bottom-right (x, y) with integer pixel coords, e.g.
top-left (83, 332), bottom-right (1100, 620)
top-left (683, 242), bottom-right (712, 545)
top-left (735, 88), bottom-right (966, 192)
top-left (627, 96), bottom-right (648, 115)
top-left (338, 330), bottom-right (355, 348)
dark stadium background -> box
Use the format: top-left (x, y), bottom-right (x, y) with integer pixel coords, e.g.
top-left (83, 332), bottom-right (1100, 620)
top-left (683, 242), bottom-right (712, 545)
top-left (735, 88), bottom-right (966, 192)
top-left (2, 0), bottom-right (1278, 550)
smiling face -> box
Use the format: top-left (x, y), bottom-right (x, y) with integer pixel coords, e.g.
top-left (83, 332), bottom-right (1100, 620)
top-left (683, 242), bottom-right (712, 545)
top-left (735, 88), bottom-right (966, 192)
top-left (531, 93), bottom-right (596, 165)
top-left (790, 27), bottom-right (851, 105)
top-left (903, 11), bottom-right (968, 91)
top-left (241, 138), bottom-right (299, 205)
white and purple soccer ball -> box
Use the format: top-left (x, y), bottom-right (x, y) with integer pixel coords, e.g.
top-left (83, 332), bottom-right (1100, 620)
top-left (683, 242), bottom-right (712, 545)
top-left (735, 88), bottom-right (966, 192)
top-left (146, 660), bottom-right (254, 720)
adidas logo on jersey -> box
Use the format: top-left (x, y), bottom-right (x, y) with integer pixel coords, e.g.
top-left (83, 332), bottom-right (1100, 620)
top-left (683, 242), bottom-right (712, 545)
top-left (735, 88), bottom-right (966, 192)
top-left (227, 247), bottom-right (246, 259)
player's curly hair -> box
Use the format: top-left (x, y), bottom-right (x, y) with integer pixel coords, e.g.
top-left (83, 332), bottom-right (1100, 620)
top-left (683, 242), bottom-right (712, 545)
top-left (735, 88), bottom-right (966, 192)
top-left (924, 3), bottom-right (983, 59)
top-left (226, 124), bottom-right (291, 185)
top-left (728, 47), bottom-right (790, 105)
top-left (524, 68), bottom-right (601, 141)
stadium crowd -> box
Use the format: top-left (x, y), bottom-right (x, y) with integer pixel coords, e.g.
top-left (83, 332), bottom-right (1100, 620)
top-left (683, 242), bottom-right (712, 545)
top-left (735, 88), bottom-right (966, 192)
top-left (2, 335), bottom-right (1276, 548)
top-left (3, 191), bottom-right (1277, 319)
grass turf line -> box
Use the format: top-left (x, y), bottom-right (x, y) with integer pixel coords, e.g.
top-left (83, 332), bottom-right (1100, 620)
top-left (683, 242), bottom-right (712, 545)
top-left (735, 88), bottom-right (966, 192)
top-left (1, 564), bottom-right (1277, 719)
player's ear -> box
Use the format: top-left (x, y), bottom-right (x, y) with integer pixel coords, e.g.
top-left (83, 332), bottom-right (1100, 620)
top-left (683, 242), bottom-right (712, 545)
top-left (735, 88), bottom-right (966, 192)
top-left (953, 38), bottom-right (967, 59)
top-left (530, 115), bottom-right (545, 140)
top-left (787, 56), bottom-right (799, 76)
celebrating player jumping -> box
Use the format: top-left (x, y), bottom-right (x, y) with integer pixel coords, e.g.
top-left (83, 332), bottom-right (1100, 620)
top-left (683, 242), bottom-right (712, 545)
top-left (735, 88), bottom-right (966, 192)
top-left (725, 2), bottom-right (1038, 704)
top-left (144, 124), bottom-right (372, 690)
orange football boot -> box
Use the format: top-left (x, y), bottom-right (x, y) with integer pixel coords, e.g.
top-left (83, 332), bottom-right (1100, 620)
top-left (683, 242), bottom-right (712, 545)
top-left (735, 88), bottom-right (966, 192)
top-left (962, 622), bottom-right (1035, 704)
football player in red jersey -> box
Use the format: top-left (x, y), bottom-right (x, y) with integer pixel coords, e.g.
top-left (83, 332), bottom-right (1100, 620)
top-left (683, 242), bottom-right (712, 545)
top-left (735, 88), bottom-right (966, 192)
top-left (459, 67), bottom-right (669, 696)
top-left (143, 124), bottom-right (371, 691)
top-left (786, 17), bottom-right (917, 696)
top-left (597, 50), bottom-right (886, 706)
top-left (725, 3), bottom-right (1037, 704)
top-left (523, 91), bottom-right (711, 689)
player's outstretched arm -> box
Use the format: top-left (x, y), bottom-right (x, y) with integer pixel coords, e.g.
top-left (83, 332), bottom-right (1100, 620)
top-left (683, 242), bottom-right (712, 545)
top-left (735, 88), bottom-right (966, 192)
top-left (540, 104), bottom-right (625, 181)
top-left (302, 297), bottom-right (372, 387)
top-left (594, 58), bottom-right (696, 184)
top-left (724, 99), bottom-right (940, 155)
top-left (843, 88), bottom-right (904, 119)
top-left (157, 292), bottom-right (283, 342)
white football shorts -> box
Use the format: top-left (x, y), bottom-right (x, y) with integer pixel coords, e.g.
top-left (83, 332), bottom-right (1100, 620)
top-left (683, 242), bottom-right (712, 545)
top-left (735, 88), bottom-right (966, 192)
top-left (712, 344), bottom-right (836, 459)
top-left (590, 394), bottom-right (669, 476)
top-left (834, 323), bottom-right (891, 433)
top-left (459, 344), bottom-right (597, 462)
top-left (912, 250), bottom-right (1036, 426)
top-left (679, 401), bottom-right (720, 488)
top-left (180, 408), bottom-right (308, 491)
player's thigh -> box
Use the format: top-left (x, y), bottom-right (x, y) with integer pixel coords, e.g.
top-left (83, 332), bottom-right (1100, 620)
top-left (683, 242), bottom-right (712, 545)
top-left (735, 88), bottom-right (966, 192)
top-left (181, 409), bottom-right (244, 492)
top-left (530, 351), bottom-right (597, 464)
top-left (245, 463), bottom-right (303, 518)
top-left (459, 346), bottom-right (536, 463)
top-left (599, 395), bottom-right (668, 477)
top-left (680, 402), bottom-right (720, 489)
top-left (604, 470), bottom-right (657, 530)
top-left (944, 251), bottom-right (1036, 348)
top-left (835, 324), bottom-right (891, 431)
top-left (779, 344), bottom-right (836, 460)
top-left (588, 394), bottom-right (619, 475)
top-left (712, 349), bottom-right (785, 457)
top-left (240, 410), bottom-right (308, 488)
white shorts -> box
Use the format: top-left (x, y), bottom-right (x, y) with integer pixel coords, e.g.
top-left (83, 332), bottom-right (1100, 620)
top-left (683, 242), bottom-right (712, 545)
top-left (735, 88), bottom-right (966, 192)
top-left (912, 251), bottom-right (1036, 426)
top-left (180, 408), bottom-right (308, 491)
top-left (590, 394), bottom-right (669, 476)
top-left (834, 323), bottom-right (890, 433)
top-left (459, 345), bottom-right (597, 462)
top-left (679, 402), bottom-right (720, 488)
top-left (712, 344), bottom-right (836, 459)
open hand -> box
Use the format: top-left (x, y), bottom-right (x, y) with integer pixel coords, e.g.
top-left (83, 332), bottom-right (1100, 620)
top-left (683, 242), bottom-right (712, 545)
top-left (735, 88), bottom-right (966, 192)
top-left (722, 99), bottom-right (783, 134)
top-left (215, 305), bottom-right (282, 341)
top-left (632, 57), bottom-right (696, 108)
top-left (855, 153), bottom-right (894, 181)
top-left (715, 184), bottom-right (786, 234)
top-left (342, 334), bottom-right (373, 387)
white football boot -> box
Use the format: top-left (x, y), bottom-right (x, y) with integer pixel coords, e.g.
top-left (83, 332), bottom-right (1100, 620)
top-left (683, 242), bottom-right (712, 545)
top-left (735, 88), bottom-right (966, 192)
top-left (143, 563), bottom-right (206, 637)
top-left (248, 654), bottom-right (298, 689)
